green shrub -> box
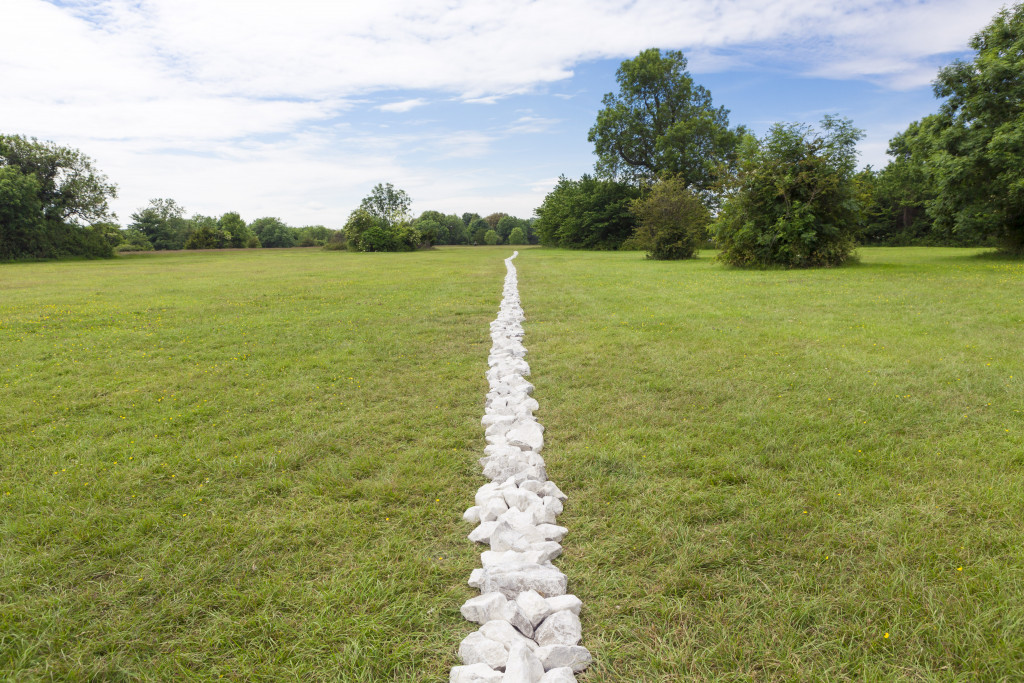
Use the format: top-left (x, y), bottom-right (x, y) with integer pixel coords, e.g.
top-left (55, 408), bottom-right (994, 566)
top-left (715, 116), bottom-right (862, 268)
top-left (484, 229), bottom-right (500, 245)
top-left (630, 176), bottom-right (709, 260)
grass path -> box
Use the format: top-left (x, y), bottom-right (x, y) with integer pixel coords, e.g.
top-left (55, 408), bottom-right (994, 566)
top-left (2, 246), bottom-right (1022, 680)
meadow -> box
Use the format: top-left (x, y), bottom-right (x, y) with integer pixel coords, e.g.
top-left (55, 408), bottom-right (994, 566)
top-left (1, 246), bottom-right (1021, 681)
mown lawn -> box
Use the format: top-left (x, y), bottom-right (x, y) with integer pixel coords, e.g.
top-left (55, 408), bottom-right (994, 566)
top-left (518, 247), bottom-right (1023, 681)
top-left (0, 247), bottom-right (505, 680)
top-left (1, 246), bottom-right (1022, 681)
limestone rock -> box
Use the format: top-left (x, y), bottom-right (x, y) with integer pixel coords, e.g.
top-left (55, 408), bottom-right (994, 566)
top-left (474, 563), bottom-right (567, 599)
top-left (459, 631), bottom-right (509, 670)
top-left (479, 619), bottom-right (536, 653)
top-left (534, 610), bottom-right (582, 647)
top-left (535, 645), bottom-right (591, 673)
top-left (515, 589), bottom-right (552, 627)
top-left (461, 592), bottom-right (511, 625)
top-left (538, 667), bottom-right (576, 682)
top-left (501, 642), bottom-right (544, 683)
top-left (506, 421), bottom-right (544, 451)
top-left (451, 663), bottom-right (504, 683)
top-left (545, 594), bottom-right (582, 616)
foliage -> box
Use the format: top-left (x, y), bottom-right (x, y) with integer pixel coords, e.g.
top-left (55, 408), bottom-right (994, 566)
top-left (184, 224), bottom-right (229, 250)
top-left (116, 227), bottom-right (154, 251)
top-left (323, 229), bottom-right (346, 251)
top-left (469, 218), bottom-right (490, 245)
top-left (129, 198), bottom-right (190, 251)
top-left (0, 136), bottom-right (117, 260)
top-left (250, 217), bottom-right (296, 248)
top-left (483, 229), bottom-right (500, 245)
top-left (483, 212), bottom-right (507, 229)
top-left (219, 212), bottom-right (257, 248)
top-left (630, 176), bottom-right (710, 259)
top-left (359, 183), bottom-right (411, 227)
top-left (534, 174), bottom-right (641, 249)
top-left (0, 134), bottom-right (117, 225)
top-left (714, 116), bottom-right (864, 268)
top-left (588, 49), bottom-right (745, 192)
top-left (508, 226), bottom-right (527, 245)
top-left (296, 225), bottom-right (334, 247)
top-left (928, 3), bottom-right (1024, 254)
top-left (343, 209), bottom-right (419, 252)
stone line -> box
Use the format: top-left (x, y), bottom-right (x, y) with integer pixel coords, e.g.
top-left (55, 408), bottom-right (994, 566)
top-left (451, 251), bottom-right (592, 683)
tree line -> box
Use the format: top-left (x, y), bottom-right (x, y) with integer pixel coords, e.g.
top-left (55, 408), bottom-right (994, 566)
top-left (536, 2), bottom-right (1024, 265)
top-left (340, 182), bottom-right (538, 252)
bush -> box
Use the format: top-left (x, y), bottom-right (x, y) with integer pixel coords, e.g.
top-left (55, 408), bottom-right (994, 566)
top-left (714, 116), bottom-right (862, 268)
top-left (484, 229), bottom-right (500, 245)
top-left (534, 174), bottom-right (641, 249)
top-left (508, 227), bottom-right (527, 245)
top-left (630, 177), bottom-right (709, 259)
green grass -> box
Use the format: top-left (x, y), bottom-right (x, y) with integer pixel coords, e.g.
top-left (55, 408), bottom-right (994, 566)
top-left (1, 246), bottom-right (1022, 681)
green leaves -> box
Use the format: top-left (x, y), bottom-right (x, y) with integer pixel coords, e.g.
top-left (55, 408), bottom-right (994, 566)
top-left (587, 49), bottom-right (744, 190)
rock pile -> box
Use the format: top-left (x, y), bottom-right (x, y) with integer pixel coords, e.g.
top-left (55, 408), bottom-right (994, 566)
top-left (451, 252), bottom-right (591, 683)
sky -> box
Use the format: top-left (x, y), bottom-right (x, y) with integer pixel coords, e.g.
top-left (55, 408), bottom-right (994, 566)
top-left (1, 0), bottom-right (1010, 228)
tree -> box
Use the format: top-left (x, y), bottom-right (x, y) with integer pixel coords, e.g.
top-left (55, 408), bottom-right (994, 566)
top-left (484, 212), bottom-right (508, 229)
top-left (250, 217), bottom-right (296, 248)
top-left (534, 174), bottom-right (641, 249)
top-left (714, 116), bottom-right (864, 268)
top-left (508, 227), bottom-right (527, 245)
top-left (0, 166), bottom-right (46, 260)
top-left (129, 198), bottom-right (190, 250)
top-left (928, 3), bottom-right (1024, 254)
top-left (630, 176), bottom-right (710, 259)
top-left (219, 212), bottom-right (256, 248)
top-left (484, 229), bottom-right (501, 245)
top-left (359, 183), bottom-right (411, 227)
top-left (0, 134), bottom-right (117, 225)
top-left (343, 208), bottom-right (420, 252)
top-left (588, 49), bottom-right (745, 192)
top-left (296, 225), bottom-right (333, 246)
top-left (184, 223), bottom-right (228, 249)
top-left (470, 217), bottom-right (491, 245)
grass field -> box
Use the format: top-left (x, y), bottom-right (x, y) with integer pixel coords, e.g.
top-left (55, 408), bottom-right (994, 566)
top-left (1, 246), bottom-right (1022, 681)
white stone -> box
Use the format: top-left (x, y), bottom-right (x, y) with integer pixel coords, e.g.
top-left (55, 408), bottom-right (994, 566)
top-left (538, 482), bottom-right (567, 501)
top-left (451, 664), bottom-right (504, 683)
top-left (534, 610), bottom-right (582, 647)
top-left (464, 506), bottom-right (482, 523)
top-left (535, 646), bottom-right (591, 673)
top-left (538, 667), bottom-right (576, 682)
top-left (479, 619), bottom-right (537, 652)
top-left (506, 421), bottom-right (544, 451)
top-left (481, 497), bottom-right (510, 522)
top-left (515, 589), bottom-right (552, 627)
top-left (545, 594), bottom-right (582, 616)
top-left (501, 642), bottom-right (544, 683)
top-left (535, 524), bottom-right (568, 543)
top-left (474, 563), bottom-right (568, 599)
top-left (459, 631), bottom-right (509, 670)
top-left (468, 521), bottom-right (497, 544)
top-left (461, 592), bottom-right (512, 625)
top-left (503, 486), bottom-right (542, 512)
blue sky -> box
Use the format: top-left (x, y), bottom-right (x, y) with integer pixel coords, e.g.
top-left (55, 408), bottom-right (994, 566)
top-left (2, 0), bottom-right (1008, 227)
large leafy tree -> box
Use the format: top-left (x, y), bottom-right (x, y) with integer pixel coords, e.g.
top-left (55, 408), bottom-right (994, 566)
top-left (129, 198), bottom-right (190, 250)
top-left (250, 217), bottom-right (296, 248)
top-left (534, 174), bottom-right (641, 249)
top-left (0, 134), bottom-right (117, 225)
top-left (588, 49), bottom-right (745, 191)
top-left (359, 183), bottom-right (411, 227)
top-left (929, 3), bottom-right (1024, 254)
top-left (714, 116), bottom-right (864, 268)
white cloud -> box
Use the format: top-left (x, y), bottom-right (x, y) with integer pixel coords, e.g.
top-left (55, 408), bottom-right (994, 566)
top-left (378, 98), bottom-right (429, 113)
top-left (2, 0), bottom-right (1009, 224)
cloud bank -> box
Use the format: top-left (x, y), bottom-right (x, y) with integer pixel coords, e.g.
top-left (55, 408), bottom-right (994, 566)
top-left (2, 0), bottom-right (1007, 223)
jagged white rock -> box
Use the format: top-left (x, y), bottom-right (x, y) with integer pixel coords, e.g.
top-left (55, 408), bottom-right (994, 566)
top-left (453, 252), bottom-right (590, 683)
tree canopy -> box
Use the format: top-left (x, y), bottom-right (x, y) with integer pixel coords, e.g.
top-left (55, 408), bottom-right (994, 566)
top-left (927, 3), bottom-right (1024, 254)
top-left (359, 183), bottom-right (412, 227)
top-left (588, 49), bottom-right (745, 191)
top-left (714, 116), bottom-right (864, 268)
top-left (534, 174), bottom-right (641, 249)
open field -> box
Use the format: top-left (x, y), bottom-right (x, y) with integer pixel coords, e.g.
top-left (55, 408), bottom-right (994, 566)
top-left (2, 246), bottom-right (1022, 681)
